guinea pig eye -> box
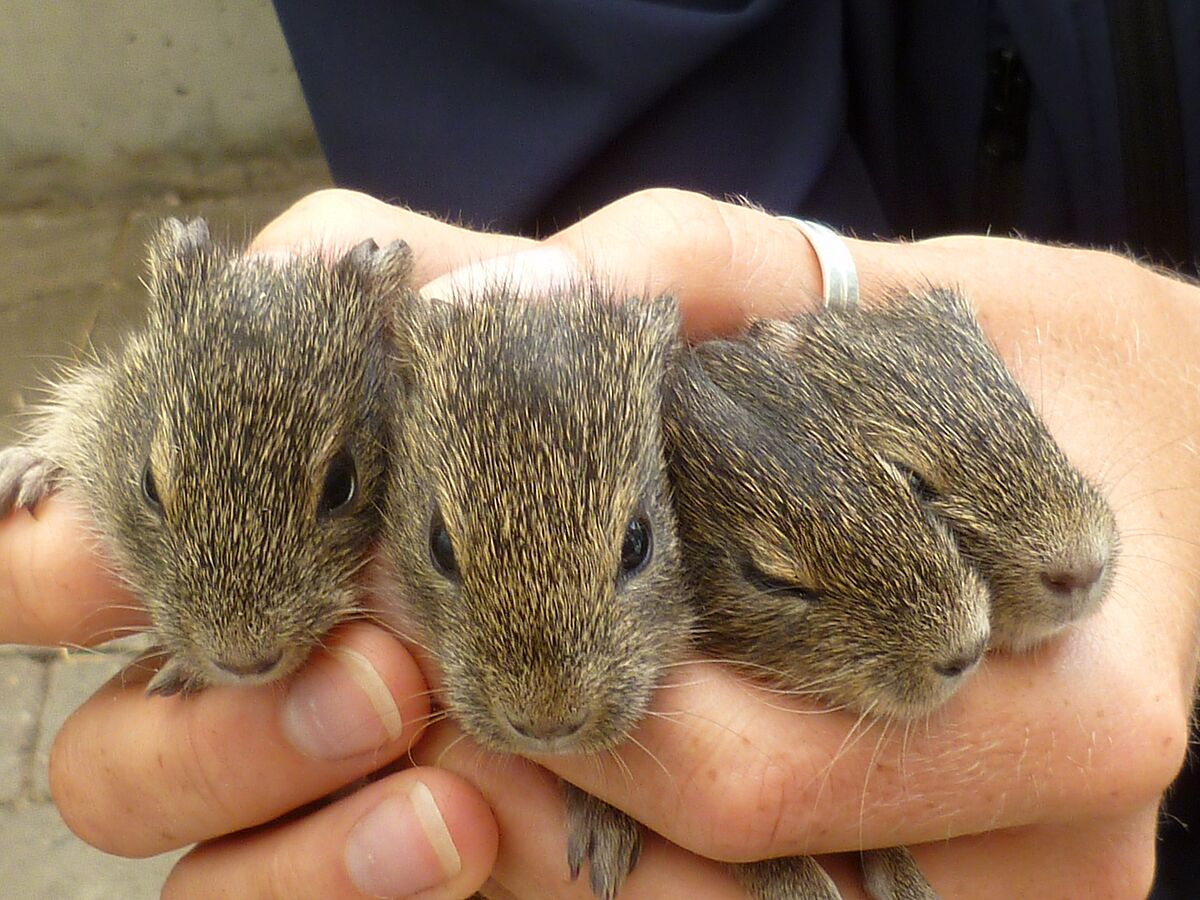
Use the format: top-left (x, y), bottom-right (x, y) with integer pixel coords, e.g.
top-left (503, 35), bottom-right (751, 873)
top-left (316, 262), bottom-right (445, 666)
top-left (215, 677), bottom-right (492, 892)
top-left (141, 464), bottom-right (163, 514)
top-left (429, 510), bottom-right (458, 578)
top-left (740, 557), bottom-right (823, 604)
top-left (619, 515), bottom-right (653, 577)
top-left (318, 449), bottom-right (357, 518)
top-left (896, 463), bottom-right (939, 505)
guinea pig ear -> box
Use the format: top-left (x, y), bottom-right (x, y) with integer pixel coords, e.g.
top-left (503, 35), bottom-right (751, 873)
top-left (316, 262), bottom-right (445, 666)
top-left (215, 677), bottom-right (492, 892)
top-left (146, 217), bottom-right (213, 301)
top-left (744, 317), bottom-right (803, 355)
top-left (662, 351), bottom-right (749, 486)
top-left (336, 238), bottom-right (414, 299)
top-left (663, 348), bottom-right (722, 434)
top-left (629, 294), bottom-right (682, 367)
top-left (388, 285), bottom-right (433, 395)
top-left (898, 284), bottom-right (974, 322)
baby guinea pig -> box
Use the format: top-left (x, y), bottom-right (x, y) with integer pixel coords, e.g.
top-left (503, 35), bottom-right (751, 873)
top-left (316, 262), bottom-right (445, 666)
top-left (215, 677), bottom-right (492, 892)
top-left (0, 218), bottom-right (410, 695)
top-left (664, 335), bottom-right (992, 900)
top-left (665, 336), bottom-right (992, 722)
top-left (757, 287), bottom-right (1120, 652)
top-left (666, 332), bottom-right (995, 900)
top-left (381, 280), bottom-right (691, 898)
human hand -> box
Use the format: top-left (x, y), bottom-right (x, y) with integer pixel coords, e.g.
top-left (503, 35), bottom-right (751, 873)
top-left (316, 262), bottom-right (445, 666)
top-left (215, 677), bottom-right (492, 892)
top-left (33, 187), bottom-right (1200, 899)
top-left (0, 493), bottom-right (496, 898)
top-left (406, 188), bottom-right (1200, 898)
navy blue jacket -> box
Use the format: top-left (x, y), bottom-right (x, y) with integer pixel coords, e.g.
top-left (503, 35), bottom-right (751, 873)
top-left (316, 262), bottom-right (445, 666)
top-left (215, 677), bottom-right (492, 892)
top-left (272, 1), bottom-right (1199, 892)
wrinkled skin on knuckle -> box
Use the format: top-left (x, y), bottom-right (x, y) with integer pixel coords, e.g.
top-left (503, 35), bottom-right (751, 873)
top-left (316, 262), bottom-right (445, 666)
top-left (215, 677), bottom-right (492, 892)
top-left (49, 705), bottom-right (154, 857)
top-left (673, 739), bottom-right (801, 862)
top-left (561, 187), bottom-right (737, 280)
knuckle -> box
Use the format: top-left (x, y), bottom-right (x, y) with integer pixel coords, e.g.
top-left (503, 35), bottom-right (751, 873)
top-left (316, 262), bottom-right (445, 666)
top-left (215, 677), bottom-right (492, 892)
top-left (48, 705), bottom-right (143, 856)
top-left (264, 838), bottom-right (317, 900)
top-left (678, 747), bottom-right (795, 861)
top-left (286, 187), bottom-right (376, 219)
top-left (585, 187), bottom-right (739, 274)
top-left (173, 709), bottom-right (247, 838)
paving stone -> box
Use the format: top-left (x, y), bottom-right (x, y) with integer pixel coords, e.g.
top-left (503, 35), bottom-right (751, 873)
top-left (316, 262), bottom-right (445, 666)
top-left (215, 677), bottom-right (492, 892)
top-left (0, 802), bottom-right (185, 900)
top-left (31, 653), bottom-right (136, 800)
top-left (0, 656), bottom-right (44, 802)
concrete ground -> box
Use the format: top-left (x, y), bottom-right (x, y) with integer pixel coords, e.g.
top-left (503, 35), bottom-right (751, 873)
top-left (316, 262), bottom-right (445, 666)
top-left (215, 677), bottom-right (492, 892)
top-left (0, 162), bottom-right (331, 899)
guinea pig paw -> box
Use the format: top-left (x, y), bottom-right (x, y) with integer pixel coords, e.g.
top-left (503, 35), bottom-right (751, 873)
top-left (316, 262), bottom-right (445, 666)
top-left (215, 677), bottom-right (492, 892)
top-left (563, 783), bottom-right (643, 900)
top-left (731, 856), bottom-right (844, 900)
top-left (145, 657), bottom-right (204, 698)
top-left (0, 446), bottom-right (56, 516)
top-left (861, 846), bottom-right (940, 900)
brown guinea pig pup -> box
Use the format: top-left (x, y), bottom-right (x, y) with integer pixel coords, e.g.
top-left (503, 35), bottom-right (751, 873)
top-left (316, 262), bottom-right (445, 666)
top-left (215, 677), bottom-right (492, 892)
top-left (0, 218), bottom-right (410, 695)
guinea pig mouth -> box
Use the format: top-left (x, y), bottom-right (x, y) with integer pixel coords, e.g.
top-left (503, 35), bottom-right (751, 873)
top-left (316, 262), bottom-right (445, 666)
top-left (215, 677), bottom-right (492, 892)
top-left (199, 642), bottom-right (307, 687)
top-left (472, 698), bottom-right (627, 757)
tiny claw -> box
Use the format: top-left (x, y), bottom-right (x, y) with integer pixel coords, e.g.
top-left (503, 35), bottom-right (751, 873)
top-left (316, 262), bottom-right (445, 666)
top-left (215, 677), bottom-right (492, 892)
top-left (0, 446), bottom-right (57, 517)
top-left (861, 846), bottom-right (940, 900)
top-left (145, 659), bottom-right (202, 697)
top-left (563, 783), bottom-right (642, 899)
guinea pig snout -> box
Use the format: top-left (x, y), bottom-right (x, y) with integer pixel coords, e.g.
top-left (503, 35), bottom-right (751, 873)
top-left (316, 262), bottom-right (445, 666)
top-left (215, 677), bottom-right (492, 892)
top-left (488, 689), bottom-right (612, 754)
top-left (1039, 537), bottom-right (1115, 617)
top-left (212, 647), bottom-right (285, 679)
top-left (932, 636), bottom-right (988, 679)
top-left (503, 710), bottom-right (592, 745)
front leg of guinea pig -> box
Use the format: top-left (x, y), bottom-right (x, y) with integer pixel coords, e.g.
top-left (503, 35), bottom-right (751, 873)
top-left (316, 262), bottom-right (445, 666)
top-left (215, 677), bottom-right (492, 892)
top-left (564, 783), bottom-right (644, 900)
top-left (0, 445), bottom-right (59, 516)
top-left (729, 846), bottom-right (937, 900)
top-left (731, 856), bottom-right (843, 900)
top-left (860, 847), bottom-right (939, 900)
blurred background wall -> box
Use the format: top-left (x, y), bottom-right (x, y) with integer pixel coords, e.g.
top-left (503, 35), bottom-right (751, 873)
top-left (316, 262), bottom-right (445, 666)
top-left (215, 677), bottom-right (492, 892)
top-left (0, 0), bottom-right (324, 207)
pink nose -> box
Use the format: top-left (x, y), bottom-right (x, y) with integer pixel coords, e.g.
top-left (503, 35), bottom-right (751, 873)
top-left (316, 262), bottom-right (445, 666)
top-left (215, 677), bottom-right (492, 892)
top-left (506, 713), bottom-right (588, 742)
top-left (1040, 560), bottom-right (1105, 597)
top-left (214, 650), bottom-right (283, 677)
top-left (933, 637), bottom-right (987, 679)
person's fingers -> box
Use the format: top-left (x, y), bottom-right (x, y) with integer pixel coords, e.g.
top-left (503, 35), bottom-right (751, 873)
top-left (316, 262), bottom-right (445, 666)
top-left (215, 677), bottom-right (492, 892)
top-left (413, 724), bottom-right (1159, 900)
top-left (526, 603), bottom-right (1187, 864)
top-left (404, 190), bottom-right (1200, 864)
top-left (249, 188), bottom-right (535, 286)
top-left (416, 188), bottom-right (828, 336)
top-left (162, 767), bottom-right (498, 900)
top-left (51, 622), bottom-right (430, 858)
top-left (909, 803), bottom-right (1161, 899)
top-left (0, 493), bottom-right (145, 646)
top-left (411, 722), bottom-right (868, 900)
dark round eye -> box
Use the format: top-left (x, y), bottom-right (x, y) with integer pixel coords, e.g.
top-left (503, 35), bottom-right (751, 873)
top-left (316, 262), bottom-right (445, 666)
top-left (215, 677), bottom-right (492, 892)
top-left (318, 449), bottom-right (357, 518)
top-left (429, 511), bottom-right (458, 578)
top-left (619, 516), bottom-right (653, 577)
top-left (141, 464), bottom-right (163, 513)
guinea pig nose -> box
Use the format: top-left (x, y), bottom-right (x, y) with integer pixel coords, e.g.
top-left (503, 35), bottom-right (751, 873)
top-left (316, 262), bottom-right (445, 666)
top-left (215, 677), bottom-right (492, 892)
top-left (506, 712), bottom-right (589, 742)
top-left (933, 638), bottom-right (987, 679)
top-left (214, 649), bottom-right (284, 678)
top-left (1041, 559), bottom-right (1106, 598)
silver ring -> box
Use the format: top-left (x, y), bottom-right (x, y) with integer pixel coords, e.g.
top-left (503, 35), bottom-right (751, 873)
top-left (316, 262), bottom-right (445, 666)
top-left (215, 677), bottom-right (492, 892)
top-left (778, 216), bottom-right (860, 312)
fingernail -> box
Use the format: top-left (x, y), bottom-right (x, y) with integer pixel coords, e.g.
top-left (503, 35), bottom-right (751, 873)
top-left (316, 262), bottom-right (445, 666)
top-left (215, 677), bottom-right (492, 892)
top-left (283, 647), bottom-right (403, 759)
top-left (419, 246), bottom-right (579, 301)
top-left (345, 781), bottom-right (462, 898)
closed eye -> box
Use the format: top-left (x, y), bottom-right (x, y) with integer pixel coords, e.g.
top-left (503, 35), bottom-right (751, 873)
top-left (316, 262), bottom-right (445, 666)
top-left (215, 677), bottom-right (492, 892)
top-left (739, 557), bottom-right (824, 603)
top-left (894, 463), bottom-right (939, 504)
